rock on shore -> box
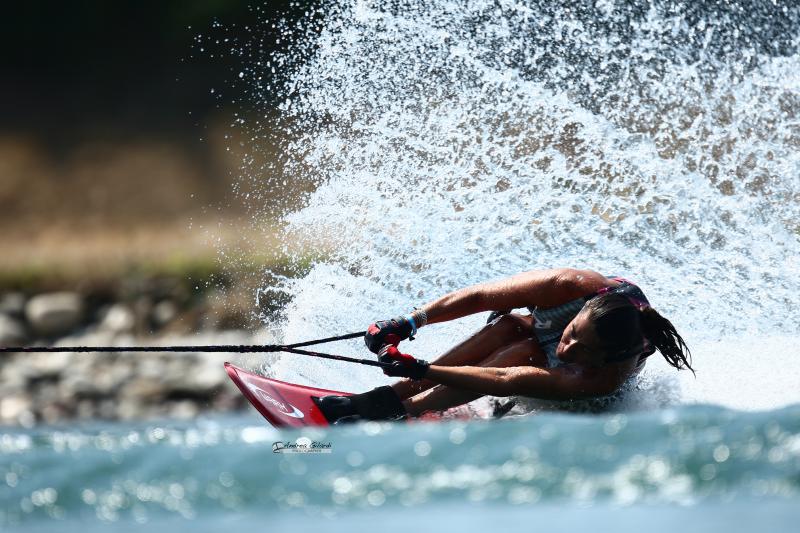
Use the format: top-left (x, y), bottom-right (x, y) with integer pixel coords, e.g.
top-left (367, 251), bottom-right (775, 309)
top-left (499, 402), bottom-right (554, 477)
top-left (0, 314), bottom-right (27, 346)
top-left (25, 292), bottom-right (85, 337)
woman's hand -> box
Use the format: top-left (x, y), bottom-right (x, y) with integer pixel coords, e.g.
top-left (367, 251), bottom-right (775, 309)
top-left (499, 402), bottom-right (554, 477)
top-left (364, 316), bottom-right (416, 353)
top-left (378, 345), bottom-right (430, 380)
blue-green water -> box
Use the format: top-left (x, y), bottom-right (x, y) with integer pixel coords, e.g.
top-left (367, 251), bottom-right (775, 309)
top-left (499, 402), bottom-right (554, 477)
top-left (2, 406), bottom-right (799, 531)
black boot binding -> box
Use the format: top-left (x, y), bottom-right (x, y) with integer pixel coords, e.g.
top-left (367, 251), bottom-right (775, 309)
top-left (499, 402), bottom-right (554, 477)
top-left (313, 386), bottom-right (408, 424)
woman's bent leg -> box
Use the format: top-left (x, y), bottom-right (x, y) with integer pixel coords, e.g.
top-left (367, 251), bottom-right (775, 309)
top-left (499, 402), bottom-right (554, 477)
top-left (401, 337), bottom-right (543, 417)
top-left (391, 314), bottom-right (531, 400)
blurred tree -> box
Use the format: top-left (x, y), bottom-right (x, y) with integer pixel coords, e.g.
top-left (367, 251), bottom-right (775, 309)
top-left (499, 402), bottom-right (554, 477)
top-left (0, 0), bottom-right (311, 139)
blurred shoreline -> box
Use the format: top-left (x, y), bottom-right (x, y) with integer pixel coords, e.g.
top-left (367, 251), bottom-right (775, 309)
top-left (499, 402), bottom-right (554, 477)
top-left (0, 163), bottom-right (315, 429)
top-left (0, 205), bottom-right (331, 427)
top-left (0, 272), bottom-right (270, 427)
top-left (0, 99), bottom-right (320, 429)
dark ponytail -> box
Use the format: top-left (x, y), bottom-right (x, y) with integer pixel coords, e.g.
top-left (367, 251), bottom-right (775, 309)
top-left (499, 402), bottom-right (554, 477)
top-left (639, 307), bottom-right (695, 374)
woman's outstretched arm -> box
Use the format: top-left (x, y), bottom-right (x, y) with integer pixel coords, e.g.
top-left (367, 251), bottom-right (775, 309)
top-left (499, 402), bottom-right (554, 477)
top-left (421, 268), bottom-right (608, 325)
top-left (422, 363), bottom-right (625, 400)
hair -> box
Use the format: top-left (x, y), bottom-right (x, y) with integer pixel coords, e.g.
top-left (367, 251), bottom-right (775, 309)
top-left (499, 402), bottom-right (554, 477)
top-left (583, 293), bottom-right (694, 374)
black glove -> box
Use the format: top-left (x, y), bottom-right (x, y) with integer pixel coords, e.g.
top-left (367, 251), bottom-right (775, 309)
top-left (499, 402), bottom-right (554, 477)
top-left (486, 309), bottom-right (513, 324)
top-left (364, 316), bottom-right (415, 354)
top-left (379, 345), bottom-right (430, 380)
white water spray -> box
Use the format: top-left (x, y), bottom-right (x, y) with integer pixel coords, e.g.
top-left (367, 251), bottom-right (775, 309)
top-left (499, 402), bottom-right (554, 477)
top-left (243, 1), bottom-right (800, 411)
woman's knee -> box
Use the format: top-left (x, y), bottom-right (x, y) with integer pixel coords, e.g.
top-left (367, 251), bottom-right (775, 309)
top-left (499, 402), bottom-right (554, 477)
top-left (484, 313), bottom-right (530, 340)
top-left (481, 338), bottom-right (540, 368)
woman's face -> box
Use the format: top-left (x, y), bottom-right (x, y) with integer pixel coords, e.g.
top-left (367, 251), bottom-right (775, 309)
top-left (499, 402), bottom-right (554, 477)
top-left (556, 310), bottom-right (606, 366)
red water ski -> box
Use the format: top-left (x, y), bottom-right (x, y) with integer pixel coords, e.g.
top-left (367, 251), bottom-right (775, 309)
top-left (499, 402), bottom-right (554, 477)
top-left (224, 363), bottom-right (349, 427)
top-left (225, 362), bottom-right (475, 428)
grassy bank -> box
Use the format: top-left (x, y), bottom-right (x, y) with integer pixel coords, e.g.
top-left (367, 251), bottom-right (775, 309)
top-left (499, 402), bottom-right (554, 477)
top-left (0, 215), bottom-right (335, 332)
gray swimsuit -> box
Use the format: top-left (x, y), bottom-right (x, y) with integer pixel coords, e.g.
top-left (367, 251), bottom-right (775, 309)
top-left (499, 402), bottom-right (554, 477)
top-left (528, 277), bottom-right (655, 368)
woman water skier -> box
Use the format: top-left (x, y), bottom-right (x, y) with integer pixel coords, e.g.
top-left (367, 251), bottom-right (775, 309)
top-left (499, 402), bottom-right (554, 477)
top-left (316, 268), bottom-right (693, 423)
